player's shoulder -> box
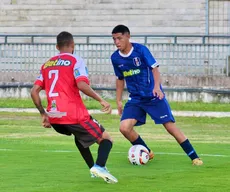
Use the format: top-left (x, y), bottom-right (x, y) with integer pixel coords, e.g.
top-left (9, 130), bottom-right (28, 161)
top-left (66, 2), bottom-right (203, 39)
top-left (47, 53), bottom-right (78, 62)
top-left (111, 49), bottom-right (119, 60)
top-left (73, 53), bottom-right (86, 64)
top-left (132, 42), bottom-right (148, 51)
top-left (42, 53), bottom-right (80, 69)
top-left (41, 54), bottom-right (59, 69)
top-left (133, 43), bottom-right (151, 57)
top-left (72, 53), bottom-right (83, 60)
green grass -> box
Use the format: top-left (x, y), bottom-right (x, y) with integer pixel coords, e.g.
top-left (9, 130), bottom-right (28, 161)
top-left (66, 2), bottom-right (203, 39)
top-left (0, 98), bottom-right (230, 111)
top-left (0, 112), bottom-right (230, 192)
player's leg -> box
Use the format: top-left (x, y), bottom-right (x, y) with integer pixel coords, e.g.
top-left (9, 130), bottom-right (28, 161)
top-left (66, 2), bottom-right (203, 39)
top-left (78, 117), bottom-right (118, 183)
top-left (90, 130), bottom-right (118, 182)
top-left (71, 118), bottom-right (113, 168)
top-left (146, 99), bottom-right (203, 165)
top-left (52, 124), bottom-right (95, 169)
top-left (120, 102), bottom-right (152, 155)
top-left (74, 137), bottom-right (94, 169)
top-left (163, 122), bottom-right (203, 165)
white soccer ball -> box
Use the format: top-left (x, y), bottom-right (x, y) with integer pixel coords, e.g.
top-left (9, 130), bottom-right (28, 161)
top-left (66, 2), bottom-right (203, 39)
top-left (128, 144), bottom-right (150, 165)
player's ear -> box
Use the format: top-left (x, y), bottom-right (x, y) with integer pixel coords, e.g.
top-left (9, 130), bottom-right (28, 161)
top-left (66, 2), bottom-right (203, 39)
top-left (71, 41), bottom-right (75, 51)
top-left (125, 32), bottom-right (130, 39)
top-left (56, 44), bottom-right (60, 51)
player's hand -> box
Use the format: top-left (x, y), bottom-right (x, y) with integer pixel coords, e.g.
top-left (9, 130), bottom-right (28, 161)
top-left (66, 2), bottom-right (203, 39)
top-left (41, 113), bottom-right (51, 128)
top-left (116, 101), bottom-right (123, 116)
top-left (100, 100), bottom-right (112, 114)
top-left (153, 88), bottom-right (164, 100)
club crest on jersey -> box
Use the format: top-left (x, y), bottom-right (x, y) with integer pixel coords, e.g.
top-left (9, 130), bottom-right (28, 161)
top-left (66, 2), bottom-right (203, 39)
top-left (74, 69), bottom-right (81, 77)
top-left (85, 67), bottom-right (89, 75)
top-left (37, 70), bottom-right (43, 80)
top-left (133, 57), bottom-right (141, 67)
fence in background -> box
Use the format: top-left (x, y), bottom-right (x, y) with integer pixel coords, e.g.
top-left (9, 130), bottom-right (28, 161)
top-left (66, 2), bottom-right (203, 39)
top-left (0, 34), bottom-right (230, 83)
top-left (208, 0), bottom-right (230, 35)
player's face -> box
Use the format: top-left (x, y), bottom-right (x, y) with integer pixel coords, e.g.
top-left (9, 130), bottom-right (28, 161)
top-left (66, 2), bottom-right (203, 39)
top-left (112, 33), bottom-right (130, 51)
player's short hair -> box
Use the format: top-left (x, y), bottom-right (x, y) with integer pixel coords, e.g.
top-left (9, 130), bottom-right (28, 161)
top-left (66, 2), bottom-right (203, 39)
top-left (112, 25), bottom-right (130, 34)
top-left (57, 31), bottom-right (74, 48)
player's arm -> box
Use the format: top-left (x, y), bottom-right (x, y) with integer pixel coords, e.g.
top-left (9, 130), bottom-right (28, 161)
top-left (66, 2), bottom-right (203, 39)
top-left (111, 56), bottom-right (125, 116)
top-left (31, 85), bottom-right (45, 115)
top-left (31, 84), bottom-right (51, 128)
top-left (152, 67), bottom-right (161, 90)
top-left (116, 78), bottom-right (124, 116)
top-left (77, 81), bottom-right (111, 114)
top-left (77, 81), bottom-right (102, 102)
top-left (142, 45), bottom-right (164, 100)
top-left (152, 66), bottom-right (164, 100)
top-left (74, 57), bottom-right (111, 113)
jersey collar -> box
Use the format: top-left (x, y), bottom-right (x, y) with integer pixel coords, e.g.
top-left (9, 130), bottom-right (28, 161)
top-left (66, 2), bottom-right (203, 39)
top-left (118, 46), bottom-right (134, 57)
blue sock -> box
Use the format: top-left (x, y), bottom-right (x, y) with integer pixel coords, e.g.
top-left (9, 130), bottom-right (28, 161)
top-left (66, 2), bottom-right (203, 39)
top-left (131, 135), bottom-right (151, 152)
top-left (180, 139), bottom-right (199, 160)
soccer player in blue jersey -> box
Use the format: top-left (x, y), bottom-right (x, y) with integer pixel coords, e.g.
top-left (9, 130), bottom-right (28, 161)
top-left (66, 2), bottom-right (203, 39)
top-left (110, 25), bottom-right (203, 165)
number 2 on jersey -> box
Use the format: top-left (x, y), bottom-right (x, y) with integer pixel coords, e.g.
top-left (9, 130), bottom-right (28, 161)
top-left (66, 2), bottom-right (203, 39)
top-left (48, 70), bottom-right (59, 97)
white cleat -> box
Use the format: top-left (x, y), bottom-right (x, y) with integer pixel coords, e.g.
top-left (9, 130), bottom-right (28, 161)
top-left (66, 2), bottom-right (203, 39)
top-left (91, 166), bottom-right (109, 178)
top-left (91, 172), bottom-right (97, 178)
top-left (90, 165), bottom-right (118, 184)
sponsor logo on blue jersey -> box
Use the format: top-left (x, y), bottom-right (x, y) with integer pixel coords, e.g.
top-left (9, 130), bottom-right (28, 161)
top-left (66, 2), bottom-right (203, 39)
top-left (133, 57), bottom-right (141, 67)
top-left (123, 69), bottom-right (140, 77)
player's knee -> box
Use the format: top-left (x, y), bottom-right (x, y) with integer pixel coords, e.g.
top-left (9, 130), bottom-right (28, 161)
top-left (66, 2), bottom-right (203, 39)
top-left (97, 138), bottom-right (113, 145)
top-left (105, 138), bottom-right (113, 144)
top-left (119, 125), bottom-right (129, 135)
top-left (120, 119), bottom-right (136, 135)
top-left (101, 131), bottom-right (113, 143)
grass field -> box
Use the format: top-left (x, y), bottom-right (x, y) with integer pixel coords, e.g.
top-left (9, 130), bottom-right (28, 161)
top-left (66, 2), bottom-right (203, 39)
top-left (0, 98), bottom-right (230, 111)
top-left (1, 112), bottom-right (230, 192)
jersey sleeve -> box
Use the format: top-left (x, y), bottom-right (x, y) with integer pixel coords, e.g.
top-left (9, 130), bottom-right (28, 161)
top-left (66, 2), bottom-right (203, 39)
top-left (73, 56), bottom-right (90, 85)
top-left (34, 68), bottom-right (44, 88)
top-left (142, 45), bottom-right (158, 68)
top-left (111, 55), bottom-right (124, 80)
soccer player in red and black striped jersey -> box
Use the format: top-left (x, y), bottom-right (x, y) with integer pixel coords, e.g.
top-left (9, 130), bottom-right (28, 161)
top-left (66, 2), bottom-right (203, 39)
top-left (31, 31), bottom-right (118, 184)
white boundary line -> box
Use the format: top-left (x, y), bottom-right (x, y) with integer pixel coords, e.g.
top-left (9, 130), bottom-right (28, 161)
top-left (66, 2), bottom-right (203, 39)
top-left (0, 148), bottom-right (228, 157)
top-left (0, 108), bottom-right (230, 117)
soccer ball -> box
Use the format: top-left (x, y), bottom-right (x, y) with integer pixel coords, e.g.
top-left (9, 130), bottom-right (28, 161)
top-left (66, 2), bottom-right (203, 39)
top-left (128, 144), bottom-right (150, 165)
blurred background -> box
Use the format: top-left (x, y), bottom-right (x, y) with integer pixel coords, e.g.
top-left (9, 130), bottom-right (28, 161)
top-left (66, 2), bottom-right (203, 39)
top-left (0, 0), bottom-right (229, 102)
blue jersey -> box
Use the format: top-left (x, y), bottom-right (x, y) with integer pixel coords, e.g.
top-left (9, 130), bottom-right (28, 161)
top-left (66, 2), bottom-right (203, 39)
top-left (111, 43), bottom-right (161, 100)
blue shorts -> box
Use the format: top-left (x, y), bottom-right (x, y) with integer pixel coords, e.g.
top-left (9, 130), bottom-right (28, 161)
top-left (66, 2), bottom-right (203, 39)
top-left (121, 98), bottom-right (175, 126)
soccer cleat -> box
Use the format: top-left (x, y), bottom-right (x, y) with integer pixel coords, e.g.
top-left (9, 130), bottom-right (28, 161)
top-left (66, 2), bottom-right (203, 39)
top-left (192, 158), bottom-right (203, 166)
top-left (90, 165), bottom-right (118, 184)
top-left (149, 150), bottom-right (154, 160)
top-left (90, 166), bottom-right (108, 178)
top-left (91, 172), bottom-right (97, 178)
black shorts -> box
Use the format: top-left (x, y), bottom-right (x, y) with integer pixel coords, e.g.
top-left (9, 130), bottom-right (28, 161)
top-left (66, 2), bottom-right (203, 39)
top-left (51, 116), bottom-right (105, 148)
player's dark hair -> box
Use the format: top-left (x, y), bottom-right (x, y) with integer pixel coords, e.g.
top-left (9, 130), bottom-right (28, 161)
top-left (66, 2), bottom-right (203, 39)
top-left (57, 31), bottom-right (74, 48)
top-left (112, 25), bottom-right (130, 34)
